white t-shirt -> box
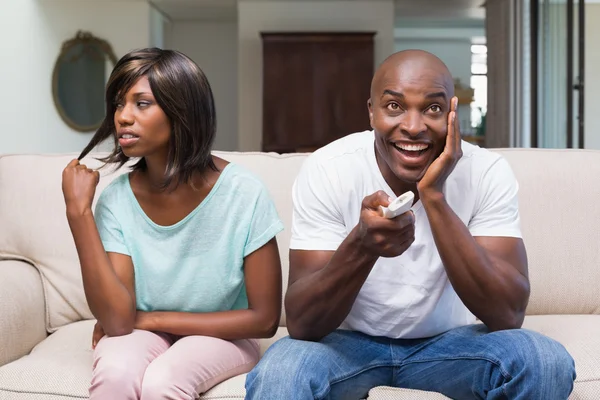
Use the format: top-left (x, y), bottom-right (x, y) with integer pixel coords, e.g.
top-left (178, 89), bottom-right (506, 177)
top-left (290, 130), bottom-right (522, 339)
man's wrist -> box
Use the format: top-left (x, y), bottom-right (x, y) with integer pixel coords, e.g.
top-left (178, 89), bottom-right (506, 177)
top-left (418, 189), bottom-right (446, 207)
top-left (348, 225), bottom-right (380, 261)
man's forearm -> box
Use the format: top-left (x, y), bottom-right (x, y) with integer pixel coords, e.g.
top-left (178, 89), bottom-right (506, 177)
top-left (285, 228), bottom-right (378, 341)
top-left (421, 192), bottom-right (529, 330)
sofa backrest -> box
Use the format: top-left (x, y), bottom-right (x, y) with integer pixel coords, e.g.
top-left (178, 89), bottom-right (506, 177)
top-left (492, 148), bottom-right (600, 316)
top-left (0, 148), bottom-right (599, 333)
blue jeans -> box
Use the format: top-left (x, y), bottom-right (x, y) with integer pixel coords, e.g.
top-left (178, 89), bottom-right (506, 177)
top-left (245, 324), bottom-right (575, 400)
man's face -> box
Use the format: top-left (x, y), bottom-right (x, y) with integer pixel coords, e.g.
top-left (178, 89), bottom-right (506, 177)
top-left (368, 63), bottom-right (451, 186)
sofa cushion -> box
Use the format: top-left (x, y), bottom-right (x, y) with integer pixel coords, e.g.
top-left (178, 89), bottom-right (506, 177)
top-left (0, 152), bottom-right (307, 332)
top-left (493, 149), bottom-right (600, 316)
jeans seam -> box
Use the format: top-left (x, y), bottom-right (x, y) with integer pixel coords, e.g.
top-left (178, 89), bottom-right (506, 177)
top-left (399, 355), bottom-right (514, 381)
top-left (314, 361), bottom-right (403, 400)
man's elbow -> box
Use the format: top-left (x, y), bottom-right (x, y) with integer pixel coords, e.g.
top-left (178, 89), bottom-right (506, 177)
top-left (286, 318), bottom-right (324, 342)
top-left (487, 309), bottom-right (526, 332)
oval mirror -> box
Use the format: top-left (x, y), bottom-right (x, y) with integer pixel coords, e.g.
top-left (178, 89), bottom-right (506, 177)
top-left (52, 31), bottom-right (117, 132)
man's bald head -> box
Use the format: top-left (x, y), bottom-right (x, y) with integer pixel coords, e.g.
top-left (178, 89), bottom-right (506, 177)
top-left (370, 50), bottom-right (454, 100)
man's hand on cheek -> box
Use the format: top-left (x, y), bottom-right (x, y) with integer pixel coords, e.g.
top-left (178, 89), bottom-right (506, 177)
top-left (417, 96), bottom-right (463, 198)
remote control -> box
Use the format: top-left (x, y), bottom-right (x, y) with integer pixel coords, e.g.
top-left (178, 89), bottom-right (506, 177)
top-left (380, 191), bottom-right (414, 219)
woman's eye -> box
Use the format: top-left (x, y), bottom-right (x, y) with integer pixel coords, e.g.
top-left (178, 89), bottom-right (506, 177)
top-left (137, 101), bottom-right (150, 107)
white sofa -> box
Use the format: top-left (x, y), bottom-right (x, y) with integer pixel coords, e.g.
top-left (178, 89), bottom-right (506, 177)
top-left (0, 148), bottom-right (599, 399)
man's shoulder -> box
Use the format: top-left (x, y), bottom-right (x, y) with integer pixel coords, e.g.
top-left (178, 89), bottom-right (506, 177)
top-left (454, 141), bottom-right (516, 195)
top-left (305, 130), bottom-right (374, 168)
top-left (457, 140), bottom-right (506, 175)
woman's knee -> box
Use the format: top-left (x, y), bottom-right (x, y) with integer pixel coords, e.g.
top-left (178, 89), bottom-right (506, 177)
top-left (141, 361), bottom-right (191, 400)
top-left (90, 349), bottom-right (142, 398)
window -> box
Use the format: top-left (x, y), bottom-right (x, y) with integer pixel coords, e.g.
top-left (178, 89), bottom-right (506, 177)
top-left (470, 40), bottom-right (487, 130)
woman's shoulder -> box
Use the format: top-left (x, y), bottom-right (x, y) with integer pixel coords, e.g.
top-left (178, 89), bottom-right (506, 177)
top-left (97, 172), bottom-right (130, 205)
top-left (219, 162), bottom-right (268, 195)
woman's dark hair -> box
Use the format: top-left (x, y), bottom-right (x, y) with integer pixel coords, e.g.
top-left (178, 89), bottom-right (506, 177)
top-left (79, 48), bottom-right (217, 188)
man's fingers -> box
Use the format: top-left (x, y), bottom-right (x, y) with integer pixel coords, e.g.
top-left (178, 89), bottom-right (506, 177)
top-left (453, 97), bottom-right (461, 151)
top-left (362, 190), bottom-right (393, 210)
top-left (67, 159), bottom-right (80, 168)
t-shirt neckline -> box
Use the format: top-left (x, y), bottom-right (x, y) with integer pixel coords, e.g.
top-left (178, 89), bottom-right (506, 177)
top-left (124, 163), bottom-right (233, 230)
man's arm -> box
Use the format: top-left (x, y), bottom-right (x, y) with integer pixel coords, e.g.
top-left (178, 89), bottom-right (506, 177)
top-left (421, 193), bottom-right (529, 331)
top-left (285, 192), bottom-right (415, 342)
top-left (417, 97), bottom-right (529, 331)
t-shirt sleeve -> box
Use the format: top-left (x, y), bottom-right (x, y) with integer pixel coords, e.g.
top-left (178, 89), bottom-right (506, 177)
top-left (468, 156), bottom-right (522, 238)
top-left (243, 184), bottom-right (285, 257)
top-left (290, 157), bottom-right (347, 251)
top-left (94, 192), bottom-right (130, 256)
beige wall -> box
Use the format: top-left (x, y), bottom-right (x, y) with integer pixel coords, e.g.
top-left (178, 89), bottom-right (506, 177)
top-left (165, 21), bottom-right (239, 151)
top-left (237, 0), bottom-right (395, 152)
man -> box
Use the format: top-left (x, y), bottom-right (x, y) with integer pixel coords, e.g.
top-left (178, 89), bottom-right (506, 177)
top-left (245, 50), bottom-right (575, 399)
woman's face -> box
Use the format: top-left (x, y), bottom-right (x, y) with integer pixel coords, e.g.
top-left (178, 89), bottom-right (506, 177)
top-left (114, 76), bottom-right (171, 159)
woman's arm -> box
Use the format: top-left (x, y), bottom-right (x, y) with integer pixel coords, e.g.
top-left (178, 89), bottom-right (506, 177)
top-left (63, 160), bottom-right (136, 336)
top-left (134, 238), bottom-right (282, 339)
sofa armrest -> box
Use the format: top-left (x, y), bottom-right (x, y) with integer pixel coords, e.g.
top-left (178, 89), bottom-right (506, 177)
top-left (0, 260), bottom-right (47, 367)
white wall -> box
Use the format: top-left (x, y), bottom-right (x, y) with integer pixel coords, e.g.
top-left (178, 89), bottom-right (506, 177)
top-left (238, 0), bottom-right (395, 151)
top-left (164, 22), bottom-right (239, 151)
top-left (394, 39), bottom-right (472, 91)
top-left (0, 0), bottom-right (151, 154)
top-left (585, 4), bottom-right (600, 149)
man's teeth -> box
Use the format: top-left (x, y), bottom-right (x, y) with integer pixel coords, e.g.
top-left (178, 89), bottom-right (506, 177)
top-left (396, 144), bottom-right (429, 151)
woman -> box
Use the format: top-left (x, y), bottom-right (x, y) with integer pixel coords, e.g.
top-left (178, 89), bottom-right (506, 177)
top-left (61, 48), bottom-right (283, 399)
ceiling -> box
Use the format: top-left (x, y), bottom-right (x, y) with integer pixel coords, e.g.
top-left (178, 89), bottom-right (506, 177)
top-left (150, 0), bottom-right (485, 24)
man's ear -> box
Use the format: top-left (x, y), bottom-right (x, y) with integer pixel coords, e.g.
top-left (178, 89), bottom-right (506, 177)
top-left (367, 98), bottom-right (374, 129)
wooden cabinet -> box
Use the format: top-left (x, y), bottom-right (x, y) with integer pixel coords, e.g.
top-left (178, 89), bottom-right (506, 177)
top-left (261, 32), bottom-right (376, 153)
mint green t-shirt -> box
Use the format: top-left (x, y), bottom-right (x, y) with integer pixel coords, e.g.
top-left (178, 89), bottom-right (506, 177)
top-left (94, 163), bottom-right (284, 313)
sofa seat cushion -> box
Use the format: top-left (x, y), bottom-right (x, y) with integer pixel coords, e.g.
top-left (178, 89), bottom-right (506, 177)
top-left (1, 316), bottom-right (598, 399)
top-left (0, 320), bottom-right (93, 399)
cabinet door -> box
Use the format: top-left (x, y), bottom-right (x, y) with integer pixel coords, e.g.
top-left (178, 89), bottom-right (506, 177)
top-left (262, 39), bottom-right (314, 153)
top-left (312, 37), bottom-right (373, 149)
top-left (262, 33), bottom-right (375, 153)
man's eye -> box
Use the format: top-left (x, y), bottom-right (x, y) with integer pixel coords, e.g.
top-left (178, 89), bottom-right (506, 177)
top-left (429, 105), bottom-right (442, 113)
top-left (387, 103), bottom-right (400, 111)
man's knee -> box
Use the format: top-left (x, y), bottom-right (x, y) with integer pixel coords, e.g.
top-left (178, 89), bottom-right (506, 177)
top-left (502, 329), bottom-right (576, 395)
top-left (246, 337), bottom-right (327, 394)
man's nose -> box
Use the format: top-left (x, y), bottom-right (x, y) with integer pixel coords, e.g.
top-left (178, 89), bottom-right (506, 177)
top-left (400, 110), bottom-right (427, 137)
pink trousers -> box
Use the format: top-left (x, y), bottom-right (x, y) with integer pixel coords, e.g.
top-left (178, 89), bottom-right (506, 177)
top-left (89, 329), bottom-right (260, 400)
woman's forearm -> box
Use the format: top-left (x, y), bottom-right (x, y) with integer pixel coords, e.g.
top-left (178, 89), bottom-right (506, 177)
top-left (136, 309), bottom-right (279, 340)
top-left (67, 209), bottom-right (135, 336)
